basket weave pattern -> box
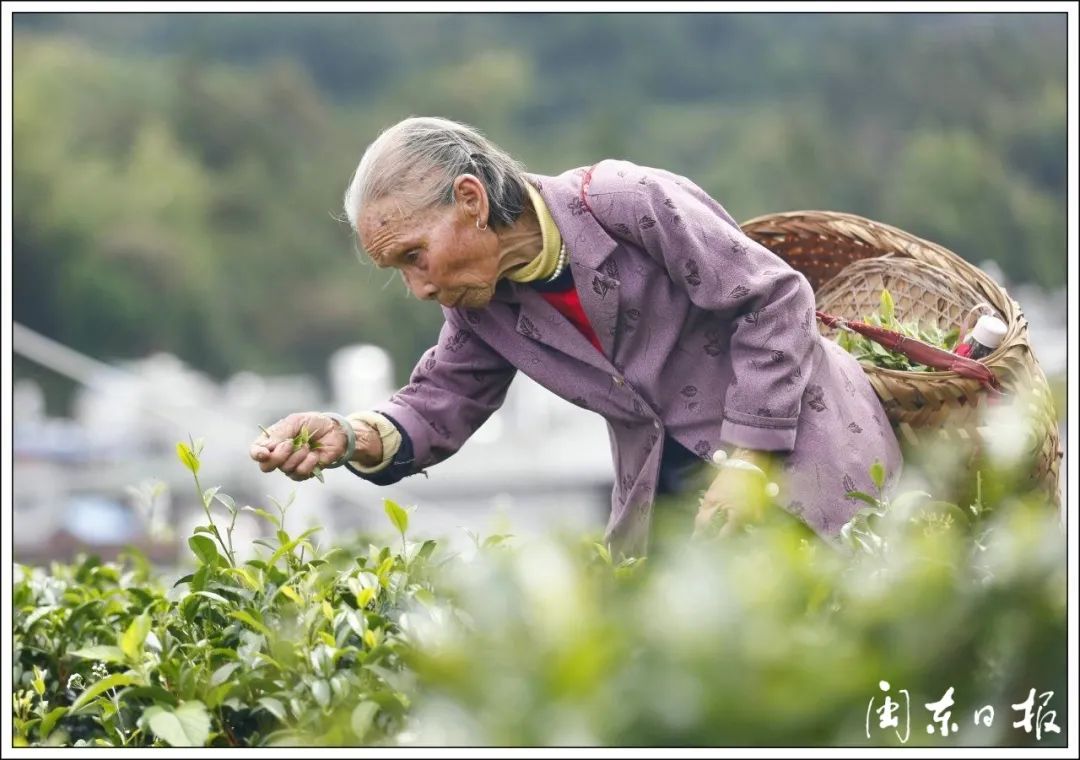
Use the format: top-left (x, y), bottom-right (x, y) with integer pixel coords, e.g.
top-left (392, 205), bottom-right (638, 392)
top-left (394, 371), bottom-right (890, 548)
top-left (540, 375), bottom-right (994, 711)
top-left (740, 211), bottom-right (1061, 505)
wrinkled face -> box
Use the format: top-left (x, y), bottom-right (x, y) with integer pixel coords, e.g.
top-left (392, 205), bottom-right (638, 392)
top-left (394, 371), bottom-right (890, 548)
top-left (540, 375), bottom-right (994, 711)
top-left (356, 178), bottom-right (500, 309)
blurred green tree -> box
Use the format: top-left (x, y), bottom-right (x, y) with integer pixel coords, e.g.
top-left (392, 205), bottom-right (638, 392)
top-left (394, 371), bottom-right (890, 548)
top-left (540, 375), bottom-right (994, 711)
top-left (12, 14), bottom-right (1065, 410)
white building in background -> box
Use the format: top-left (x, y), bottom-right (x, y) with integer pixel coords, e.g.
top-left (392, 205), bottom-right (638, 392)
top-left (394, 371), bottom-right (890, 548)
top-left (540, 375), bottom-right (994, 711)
top-left (329, 344), bottom-right (396, 413)
top-left (12, 335), bottom-right (614, 565)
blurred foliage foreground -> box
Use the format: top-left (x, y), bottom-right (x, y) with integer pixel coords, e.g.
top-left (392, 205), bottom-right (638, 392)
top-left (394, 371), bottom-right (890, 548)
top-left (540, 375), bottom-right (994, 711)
top-left (13, 437), bottom-right (1066, 748)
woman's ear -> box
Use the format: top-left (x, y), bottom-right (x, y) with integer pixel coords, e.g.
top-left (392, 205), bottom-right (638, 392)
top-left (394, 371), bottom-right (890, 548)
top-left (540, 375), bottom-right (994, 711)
top-left (453, 174), bottom-right (488, 222)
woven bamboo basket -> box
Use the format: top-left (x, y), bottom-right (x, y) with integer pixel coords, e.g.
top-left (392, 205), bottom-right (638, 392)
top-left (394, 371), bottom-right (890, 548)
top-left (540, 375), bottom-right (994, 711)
top-left (740, 210), bottom-right (1061, 506)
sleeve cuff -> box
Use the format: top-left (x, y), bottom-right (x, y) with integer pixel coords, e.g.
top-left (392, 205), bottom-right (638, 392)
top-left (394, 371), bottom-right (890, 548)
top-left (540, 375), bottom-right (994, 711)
top-left (343, 411), bottom-right (402, 474)
top-left (344, 411), bottom-right (418, 485)
top-left (719, 412), bottom-right (798, 452)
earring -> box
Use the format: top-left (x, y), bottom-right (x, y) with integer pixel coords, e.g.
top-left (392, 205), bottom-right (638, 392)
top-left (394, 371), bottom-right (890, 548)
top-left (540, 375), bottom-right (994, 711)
top-left (476, 217), bottom-right (488, 232)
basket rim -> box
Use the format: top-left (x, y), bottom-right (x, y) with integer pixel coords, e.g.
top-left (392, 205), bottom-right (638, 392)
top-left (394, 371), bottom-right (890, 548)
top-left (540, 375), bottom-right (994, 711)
top-left (740, 209), bottom-right (1027, 380)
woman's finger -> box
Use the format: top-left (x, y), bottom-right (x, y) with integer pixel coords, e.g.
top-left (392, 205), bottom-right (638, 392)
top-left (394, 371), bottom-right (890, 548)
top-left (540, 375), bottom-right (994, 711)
top-left (293, 450), bottom-right (321, 478)
top-left (281, 445), bottom-right (310, 474)
top-left (250, 442), bottom-right (270, 462)
top-left (260, 439), bottom-right (294, 473)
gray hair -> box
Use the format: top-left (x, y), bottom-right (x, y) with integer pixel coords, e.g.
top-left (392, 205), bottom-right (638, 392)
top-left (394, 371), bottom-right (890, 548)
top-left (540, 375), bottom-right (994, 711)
top-left (343, 116), bottom-right (529, 231)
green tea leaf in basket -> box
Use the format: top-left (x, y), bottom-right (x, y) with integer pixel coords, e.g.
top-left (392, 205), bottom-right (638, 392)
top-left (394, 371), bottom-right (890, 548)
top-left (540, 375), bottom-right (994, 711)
top-left (834, 289), bottom-right (959, 373)
top-left (880, 288), bottom-right (895, 326)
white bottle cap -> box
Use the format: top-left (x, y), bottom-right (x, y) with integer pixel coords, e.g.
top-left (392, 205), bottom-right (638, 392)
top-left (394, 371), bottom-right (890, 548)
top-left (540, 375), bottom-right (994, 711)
top-left (971, 315), bottom-right (1007, 350)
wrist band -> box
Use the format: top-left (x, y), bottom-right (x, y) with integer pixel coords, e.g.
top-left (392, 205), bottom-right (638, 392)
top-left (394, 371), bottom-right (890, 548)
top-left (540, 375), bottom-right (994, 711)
top-left (711, 449), bottom-right (781, 498)
top-left (321, 412), bottom-right (356, 469)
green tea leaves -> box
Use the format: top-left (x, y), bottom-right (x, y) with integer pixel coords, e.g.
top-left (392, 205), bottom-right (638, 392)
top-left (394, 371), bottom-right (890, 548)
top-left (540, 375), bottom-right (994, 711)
top-left (120, 613), bottom-right (152, 661)
top-left (870, 460), bottom-right (886, 491)
top-left (70, 673), bottom-right (142, 713)
top-left (834, 289), bottom-right (961, 372)
top-left (384, 499), bottom-right (409, 537)
top-left (880, 287), bottom-right (895, 325)
top-left (351, 701), bottom-right (379, 741)
top-left (144, 701), bottom-right (211, 747)
top-left (188, 535), bottom-right (220, 568)
top-left (242, 506), bottom-right (281, 529)
top-left (176, 442), bottom-right (200, 475)
top-left (229, 610), bottom-right (272, 638)
top-left (69, 645), bottom-right (127, 664)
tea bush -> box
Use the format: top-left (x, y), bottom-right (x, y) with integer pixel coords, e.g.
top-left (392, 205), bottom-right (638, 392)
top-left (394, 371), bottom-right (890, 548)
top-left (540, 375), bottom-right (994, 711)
top-left (13, 440), bottom-right (1066, 747)
top-left (398, 476), bottom-right (1066, 747)
top-left (13, 440), bottom-right (440, 747)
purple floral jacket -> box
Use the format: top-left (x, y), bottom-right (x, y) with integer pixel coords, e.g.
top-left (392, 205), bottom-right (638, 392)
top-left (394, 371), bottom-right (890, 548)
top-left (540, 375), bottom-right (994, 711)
top-left (371, 160), bottom-right (902, 554)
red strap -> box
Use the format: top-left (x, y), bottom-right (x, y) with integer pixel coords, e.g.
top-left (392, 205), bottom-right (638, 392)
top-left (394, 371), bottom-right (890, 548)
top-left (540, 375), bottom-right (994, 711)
top-left (816, 310), bottom-right (1002, 392)
top-left (580, 164), bottom-right (597, 214)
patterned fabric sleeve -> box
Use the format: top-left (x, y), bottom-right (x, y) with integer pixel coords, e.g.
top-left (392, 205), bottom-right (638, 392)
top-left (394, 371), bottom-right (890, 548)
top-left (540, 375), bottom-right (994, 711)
top-left (366, 308), bottom-right (518, 479)
top-left (587, 160), bottom-right (818, 451)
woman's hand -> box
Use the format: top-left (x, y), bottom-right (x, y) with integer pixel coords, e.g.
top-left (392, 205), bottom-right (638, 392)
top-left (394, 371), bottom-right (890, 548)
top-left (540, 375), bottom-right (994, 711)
top-left (249, 412), bottom-right (381, 481)
top-left (693, 467), bottom-right (768, 538)
top-left (693, 449), bottom-right (777, 538)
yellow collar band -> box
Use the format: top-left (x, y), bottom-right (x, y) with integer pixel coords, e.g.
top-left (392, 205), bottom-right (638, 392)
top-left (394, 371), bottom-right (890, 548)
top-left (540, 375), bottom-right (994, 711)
top-left (507, 182), bottom-right (563, 283)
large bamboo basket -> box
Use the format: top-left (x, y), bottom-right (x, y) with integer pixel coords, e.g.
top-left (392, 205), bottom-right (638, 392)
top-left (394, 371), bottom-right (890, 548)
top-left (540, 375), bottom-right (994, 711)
top-left (740, 210), bottom-right (1061, 506)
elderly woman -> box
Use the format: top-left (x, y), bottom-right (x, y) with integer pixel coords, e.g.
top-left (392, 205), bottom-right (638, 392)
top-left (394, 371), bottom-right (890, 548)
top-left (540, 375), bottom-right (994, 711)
top-left (250, 117), bottom-right (902, 555)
